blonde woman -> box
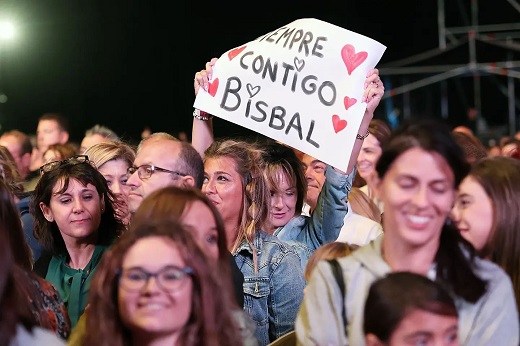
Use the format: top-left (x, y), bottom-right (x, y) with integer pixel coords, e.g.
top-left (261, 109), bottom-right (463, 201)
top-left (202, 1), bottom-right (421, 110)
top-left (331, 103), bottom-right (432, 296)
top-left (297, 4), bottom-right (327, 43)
top-left (84, 141), bottom-right (136, 226)
top-left (203, 139), bottom-right (305, 345)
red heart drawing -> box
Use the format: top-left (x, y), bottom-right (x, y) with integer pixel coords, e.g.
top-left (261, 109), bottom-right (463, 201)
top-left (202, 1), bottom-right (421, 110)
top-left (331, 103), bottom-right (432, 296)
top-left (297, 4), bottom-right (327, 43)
top-left (332, 115), bottom-right (347, 133)
top-left (208, 78), bottom-right (219, 97)
top-left (341, 44), bottom-right (368, 75)
top-left (344, 96), bottom-right (357, 110)
top-left (228, 46), bottom-right (247, 60)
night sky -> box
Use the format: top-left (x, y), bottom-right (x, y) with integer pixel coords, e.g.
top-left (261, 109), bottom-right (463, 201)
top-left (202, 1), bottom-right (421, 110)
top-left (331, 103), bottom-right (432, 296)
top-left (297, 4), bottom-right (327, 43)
top-left (0, 0), bottom-right (518, 146)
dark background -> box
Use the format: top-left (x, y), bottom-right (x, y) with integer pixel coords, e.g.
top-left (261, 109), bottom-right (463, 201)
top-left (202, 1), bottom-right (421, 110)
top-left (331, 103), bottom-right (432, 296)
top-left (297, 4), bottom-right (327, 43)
top-left (0, 0), bottom-right (518, 146)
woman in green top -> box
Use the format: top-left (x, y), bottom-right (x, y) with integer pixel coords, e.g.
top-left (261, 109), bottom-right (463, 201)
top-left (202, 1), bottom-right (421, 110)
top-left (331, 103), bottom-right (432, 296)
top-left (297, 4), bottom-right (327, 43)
top-left (31, 155), bottom-right (125, 329)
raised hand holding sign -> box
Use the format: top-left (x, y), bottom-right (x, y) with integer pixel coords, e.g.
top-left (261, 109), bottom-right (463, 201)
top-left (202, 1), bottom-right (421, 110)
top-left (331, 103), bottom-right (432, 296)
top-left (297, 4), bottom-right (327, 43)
top-left (194, 18), bottom-right (386, 172)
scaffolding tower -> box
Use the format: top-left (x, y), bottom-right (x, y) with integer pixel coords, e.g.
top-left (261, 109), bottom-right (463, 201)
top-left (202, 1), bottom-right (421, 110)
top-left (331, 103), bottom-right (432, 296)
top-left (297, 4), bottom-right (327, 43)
top-left (379, 0), bottom-right (520, 141)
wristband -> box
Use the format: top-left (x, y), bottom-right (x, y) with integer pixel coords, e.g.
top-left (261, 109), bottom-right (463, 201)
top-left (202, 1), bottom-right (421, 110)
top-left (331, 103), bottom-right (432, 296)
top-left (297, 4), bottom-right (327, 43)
top-left (356, 130), bottom-right (370, 140)
top-left (193, 109), bottom-right (214, 121)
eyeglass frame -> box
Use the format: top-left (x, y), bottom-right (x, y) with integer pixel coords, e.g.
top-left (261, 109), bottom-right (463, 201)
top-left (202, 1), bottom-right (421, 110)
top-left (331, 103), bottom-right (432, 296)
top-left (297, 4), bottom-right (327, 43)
top-left (118, 265), bottom-right (194, 292)
top-left (39, 155), bottom-right (92, 175)
top-left (127, 164), bottom-right (187, 181)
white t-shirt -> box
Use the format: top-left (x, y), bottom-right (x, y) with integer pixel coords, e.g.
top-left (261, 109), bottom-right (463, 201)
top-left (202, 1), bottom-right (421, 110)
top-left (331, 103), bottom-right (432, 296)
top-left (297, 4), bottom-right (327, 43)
top-left (336, 203), bottom-right (383, 246)
top-left (10, 325), bottom-right (66, 346)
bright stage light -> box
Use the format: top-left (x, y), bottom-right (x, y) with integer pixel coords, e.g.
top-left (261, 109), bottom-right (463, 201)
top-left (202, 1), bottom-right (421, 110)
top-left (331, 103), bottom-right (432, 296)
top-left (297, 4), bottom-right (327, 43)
top-left (0, 21), bottom-right (15, 40)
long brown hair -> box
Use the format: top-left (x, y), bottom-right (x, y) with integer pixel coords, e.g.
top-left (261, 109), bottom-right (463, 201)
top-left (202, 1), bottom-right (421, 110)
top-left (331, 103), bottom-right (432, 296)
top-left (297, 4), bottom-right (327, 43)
top-left (130, 186), bottom-right (233, 297)
top-left (368, 119), bottom-right (392, 146)
top-left (0, 178), bottom-right (33, 270)
top-left (348, 187), bottom-right (382, 224)
top-left (0, 145), bottom-right (24, 199)
top-left (204, 139), bottom-right (270, 253)
top-left (262, 140), bottom-right (307, 216)
top-left (469, 156), bottom-right (520, 310)
top-left (0, 214), bottom-right (36, 345)
top-left (84, 218), bottom-right (243, 346)
top-left (30, 159), bottom-right (125, 254)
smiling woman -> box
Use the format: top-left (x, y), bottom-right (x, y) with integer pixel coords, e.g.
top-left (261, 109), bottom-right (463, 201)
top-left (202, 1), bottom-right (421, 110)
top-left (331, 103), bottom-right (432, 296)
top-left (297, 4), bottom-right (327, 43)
top-left (83, 218), bottom-right (244, 346)
top-left (451, 156), bottom-right (520, 313)
top-left (30, 155), bottom-right (125, 329)
top-left (356, 119), bottom-right (392, 215)
top-left (296, 119), bottom-right (519, 345)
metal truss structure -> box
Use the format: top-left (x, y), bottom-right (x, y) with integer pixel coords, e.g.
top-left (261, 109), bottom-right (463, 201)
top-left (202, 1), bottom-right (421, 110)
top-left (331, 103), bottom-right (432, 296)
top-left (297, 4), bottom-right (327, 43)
top-left (378, 0), bottom-right (520, 139)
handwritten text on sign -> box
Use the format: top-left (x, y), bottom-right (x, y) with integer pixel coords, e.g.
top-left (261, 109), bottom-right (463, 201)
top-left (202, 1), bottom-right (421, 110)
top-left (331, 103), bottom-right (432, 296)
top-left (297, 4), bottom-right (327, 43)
top-left (194, 18), bottom-right (386, 171)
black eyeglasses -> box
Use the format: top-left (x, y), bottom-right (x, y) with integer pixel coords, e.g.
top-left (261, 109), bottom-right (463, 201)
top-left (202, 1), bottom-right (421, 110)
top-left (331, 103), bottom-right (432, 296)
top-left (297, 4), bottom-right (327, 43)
top-left (39, 155), bottom-right (91, 175)
top-left (127, 164), bottom-right (187, 180)
top-left (118, 266), bottom-right (193, 292)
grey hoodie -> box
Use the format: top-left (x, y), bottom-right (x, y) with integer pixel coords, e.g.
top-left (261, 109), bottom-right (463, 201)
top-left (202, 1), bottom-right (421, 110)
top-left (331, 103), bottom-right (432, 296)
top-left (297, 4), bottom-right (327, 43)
top-left (295, 236), bottom-right (519, 346)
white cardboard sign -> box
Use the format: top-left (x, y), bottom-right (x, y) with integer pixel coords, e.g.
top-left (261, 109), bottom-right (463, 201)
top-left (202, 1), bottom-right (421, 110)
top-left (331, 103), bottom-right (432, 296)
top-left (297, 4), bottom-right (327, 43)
top-left (194, 18), bottom-right (386, 171)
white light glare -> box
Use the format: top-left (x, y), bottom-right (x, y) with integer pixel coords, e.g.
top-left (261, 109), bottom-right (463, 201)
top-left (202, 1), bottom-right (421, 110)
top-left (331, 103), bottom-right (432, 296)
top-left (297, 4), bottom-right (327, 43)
top-left (0, 21), bottom-right (15, 40)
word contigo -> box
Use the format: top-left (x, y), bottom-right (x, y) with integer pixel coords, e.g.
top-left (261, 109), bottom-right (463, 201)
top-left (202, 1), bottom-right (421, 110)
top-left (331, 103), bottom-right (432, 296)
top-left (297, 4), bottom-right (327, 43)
top-left (238, 52), bottom-right (337, 107)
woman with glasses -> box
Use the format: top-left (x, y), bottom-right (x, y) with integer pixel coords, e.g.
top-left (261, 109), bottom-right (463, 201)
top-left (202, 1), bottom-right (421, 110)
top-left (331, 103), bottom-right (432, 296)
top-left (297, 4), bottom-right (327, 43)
top-left (69, 186), bottom-right (257, 345)
top-left (31, 155), bottom-right (125, 329)
top-left (130, 186), bottom-right (245, 307)
top-left (85, 141), bottom-right (136, 226)
top-left (83, 218), bottom-right (244, 346)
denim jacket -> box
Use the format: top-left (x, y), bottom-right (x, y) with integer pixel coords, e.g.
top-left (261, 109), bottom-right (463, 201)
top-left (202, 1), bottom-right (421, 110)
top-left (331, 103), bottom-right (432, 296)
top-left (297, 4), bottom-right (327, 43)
top-left (234, 231), bottom-right (305, 346)
top-left (274, 165), bottom-right (352, 269)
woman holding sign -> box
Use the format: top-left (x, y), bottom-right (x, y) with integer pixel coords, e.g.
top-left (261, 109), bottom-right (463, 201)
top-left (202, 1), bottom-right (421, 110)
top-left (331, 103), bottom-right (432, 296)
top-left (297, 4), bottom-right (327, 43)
top-left (193, 58), bottom-right (385, 270)
top-left (201, 137), bottom-right (305, 345)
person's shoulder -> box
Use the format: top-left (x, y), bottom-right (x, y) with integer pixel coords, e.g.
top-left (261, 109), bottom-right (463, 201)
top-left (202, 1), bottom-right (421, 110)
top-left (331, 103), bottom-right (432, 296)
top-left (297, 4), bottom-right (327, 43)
top-left (336, 237), bottom-right (388, 275)
top-left (259, 231), bottom-right (297, 250)
top-left (12, 325), bottom-right (66, 346)
top-left (23, 174), bottom-right (40, 192)
top-left (257, 231), bottom-right (306, 261)
top-left (472, 256), bottom-right (513, 286)
top-left (273, 215), bottom-right (307, 239)
top-left (346, 213), bottom-right (382, 230)
top-left (347, 237), bottom-right (382, 261)
top-left (33, 252), bottom-right (53, 278)
top-left (16, 193), bottom-right (33, 212)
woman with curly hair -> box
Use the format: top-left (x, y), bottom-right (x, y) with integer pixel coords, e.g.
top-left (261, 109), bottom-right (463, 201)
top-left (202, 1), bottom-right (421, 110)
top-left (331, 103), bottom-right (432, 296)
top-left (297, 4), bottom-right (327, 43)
top-left (31, 155), bottom-right (125, 328)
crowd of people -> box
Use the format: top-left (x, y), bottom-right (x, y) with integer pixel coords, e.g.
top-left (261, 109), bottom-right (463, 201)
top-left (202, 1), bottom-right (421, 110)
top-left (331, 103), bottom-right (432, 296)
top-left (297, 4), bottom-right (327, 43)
top-left (0, 57), bottom-right (518, 346)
